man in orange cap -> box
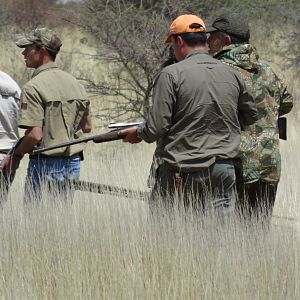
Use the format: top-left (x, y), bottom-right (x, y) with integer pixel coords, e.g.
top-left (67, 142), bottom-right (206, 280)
top-left (121, 15), bottom-right (257, 215)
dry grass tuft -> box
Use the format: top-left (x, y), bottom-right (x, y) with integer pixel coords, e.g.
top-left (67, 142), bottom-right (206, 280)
top-left (0, 116), bottom-right (299, 299)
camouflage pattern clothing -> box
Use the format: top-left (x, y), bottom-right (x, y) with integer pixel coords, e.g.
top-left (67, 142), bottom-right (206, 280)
top-left (215, 44), bottom-right (293, 184)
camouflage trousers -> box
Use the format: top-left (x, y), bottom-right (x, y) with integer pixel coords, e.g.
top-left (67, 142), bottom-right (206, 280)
top-left (151, 160), bottom-right (236, 216)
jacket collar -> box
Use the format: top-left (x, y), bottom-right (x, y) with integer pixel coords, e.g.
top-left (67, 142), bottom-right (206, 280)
top-left (185, 49), bottom-right (210, 59)
top-left (32, 62), bottom-right (58, 78)
top-left (214, 44), bottom-right (259, 71)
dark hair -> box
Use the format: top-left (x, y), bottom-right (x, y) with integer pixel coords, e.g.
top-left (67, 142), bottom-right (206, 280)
top-left (218, 31), bottom-right (249, 44)
top-left (173, 32), bottom-right (207, 47)
top-left (229, 34), bottom-right (249, 44)
top-left (34, 44), bottom-right (58, 61)
top-left (47, 49), bottom-right (58, 61)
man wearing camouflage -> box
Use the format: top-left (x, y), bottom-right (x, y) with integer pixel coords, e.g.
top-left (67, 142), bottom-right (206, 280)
top-left (207, 12), bottom-right (293, 221)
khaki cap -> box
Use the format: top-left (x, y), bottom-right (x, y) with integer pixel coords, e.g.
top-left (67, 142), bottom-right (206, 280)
top-left (16, 27), bottom-right (62, 53)
top-left (164, 14), bottom-right (206, 44)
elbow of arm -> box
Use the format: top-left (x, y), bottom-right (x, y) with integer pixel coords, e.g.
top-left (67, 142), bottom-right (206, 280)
top-left (27, 127), bottom-right (43, 144)
top-left (82, 127), bottom-right (92, 134)
top-left (247, 112), bottom-right (258, 126)
top-left (80, 115), bottom-right (92, 133)
top-left (239, 111), bottom-right (258, 128)
top-left (279, 104), bottom-right (293, 117)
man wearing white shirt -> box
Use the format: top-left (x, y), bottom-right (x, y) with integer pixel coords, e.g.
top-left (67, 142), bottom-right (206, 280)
top-left (0, 70), bottom-right (21, 203)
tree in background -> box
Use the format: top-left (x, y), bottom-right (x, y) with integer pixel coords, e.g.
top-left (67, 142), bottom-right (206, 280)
top-left (65, 1), bottom-right (167, 121)
top-left (0, 0), bottom-right (58, 30)
top-left (0, 0), bottom-right (64, 85)
top-left (1, 0), bottom-right (299, 121)
top-left (64, 0), bottom-right (228, 121)
top-left (65, 0), bottom-right (300, 122)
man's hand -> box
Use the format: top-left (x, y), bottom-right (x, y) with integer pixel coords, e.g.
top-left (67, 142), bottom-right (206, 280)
top-left (0, 155), bottom-right (21, 177)
top-left (120, 127), bottom-right (142, 144)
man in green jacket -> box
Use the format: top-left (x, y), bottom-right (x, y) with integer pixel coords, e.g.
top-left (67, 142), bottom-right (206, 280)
top-left (206, 12), bottom-right (293, 221)
top-left (122, 15), bottom-right (257, 215)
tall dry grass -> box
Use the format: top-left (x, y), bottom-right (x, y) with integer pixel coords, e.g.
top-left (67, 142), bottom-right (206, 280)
top-left (0, 113), bottom-right (299, 299)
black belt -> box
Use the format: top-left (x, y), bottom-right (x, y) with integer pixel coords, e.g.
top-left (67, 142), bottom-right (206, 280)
top-left (29, 153), bottom-right (79, 160)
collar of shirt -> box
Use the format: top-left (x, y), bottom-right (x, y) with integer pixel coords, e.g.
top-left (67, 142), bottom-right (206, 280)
top-left (32, 63), bottom-right (58, 78)
top-left (185, 49), bottom-right (210, 60)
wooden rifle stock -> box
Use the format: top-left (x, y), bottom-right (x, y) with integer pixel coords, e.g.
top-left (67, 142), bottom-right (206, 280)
top-left (32, 129), bottom-right (126, 155)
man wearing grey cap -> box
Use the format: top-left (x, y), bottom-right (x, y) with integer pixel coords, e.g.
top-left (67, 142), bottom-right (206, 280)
top-left (2, 27), bottom-right (92, 202)
top-left (206, 12), bottom-right (293, 222)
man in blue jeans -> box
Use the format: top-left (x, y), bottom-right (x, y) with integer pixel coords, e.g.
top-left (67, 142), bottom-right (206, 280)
top-left (2, 27), bottom-right (91, 202)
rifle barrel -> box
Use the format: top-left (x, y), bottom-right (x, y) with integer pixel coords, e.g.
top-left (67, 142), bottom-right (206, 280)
top-left (32, 130), bottom-right (124, 154)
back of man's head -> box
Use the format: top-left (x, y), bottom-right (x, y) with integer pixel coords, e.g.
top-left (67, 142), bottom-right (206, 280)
top-left (165, 14), bottom-right (207, 46)
top-left (206, 12), bottom-right (250, 43)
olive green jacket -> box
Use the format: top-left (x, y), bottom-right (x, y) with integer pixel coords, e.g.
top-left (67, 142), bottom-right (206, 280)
top-left (138, 50), bottom-right (257, 172)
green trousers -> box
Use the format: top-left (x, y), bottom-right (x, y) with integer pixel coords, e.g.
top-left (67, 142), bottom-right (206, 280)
top-left (151, 160), bottom-right (236, 216)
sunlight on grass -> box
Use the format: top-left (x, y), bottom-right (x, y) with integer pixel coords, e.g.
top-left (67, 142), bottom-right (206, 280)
top-left (0, 116), bottom-right (299, 299)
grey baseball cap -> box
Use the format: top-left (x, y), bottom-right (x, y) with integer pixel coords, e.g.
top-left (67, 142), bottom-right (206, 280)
top-left (16, 27), bottom-right (62, 53)
top-left (206, 13), bottom-right (250, 41)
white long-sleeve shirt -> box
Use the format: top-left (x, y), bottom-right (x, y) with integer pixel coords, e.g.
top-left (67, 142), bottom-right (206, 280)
top-left (0, 71), bottom-right (21, 151)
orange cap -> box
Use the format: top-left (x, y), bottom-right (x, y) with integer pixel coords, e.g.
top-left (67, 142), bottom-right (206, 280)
top-left (164, 14), bottom-right (206, 44)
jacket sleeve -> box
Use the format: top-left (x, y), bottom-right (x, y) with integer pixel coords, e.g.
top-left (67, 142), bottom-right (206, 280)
top-left (277, 78), bottom-right (293, 116)
top-left (236, 76), bottom-right (258, 128)
top-left (137, 70), bottom-right (176, 143)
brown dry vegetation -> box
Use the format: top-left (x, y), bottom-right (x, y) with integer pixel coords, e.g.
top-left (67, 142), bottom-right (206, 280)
top-left (0, 1), bottom-right (299, 299)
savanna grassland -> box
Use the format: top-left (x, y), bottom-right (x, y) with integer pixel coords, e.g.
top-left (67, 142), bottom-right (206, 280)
top-left (0, 120), bottom-right (299, 299)
top-left (0, 1), bottom-right (300, 299)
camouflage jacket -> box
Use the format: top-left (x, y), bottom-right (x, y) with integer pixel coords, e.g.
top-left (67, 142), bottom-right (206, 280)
top-left (215, 44), bottom-right (293, 183)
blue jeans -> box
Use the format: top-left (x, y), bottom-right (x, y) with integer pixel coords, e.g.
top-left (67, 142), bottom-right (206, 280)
top-left (24, 155), bottom-right (81, 203)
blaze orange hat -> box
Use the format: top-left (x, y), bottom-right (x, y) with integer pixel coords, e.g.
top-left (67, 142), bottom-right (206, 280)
top-left (164, 14), bottom-right (206, 44)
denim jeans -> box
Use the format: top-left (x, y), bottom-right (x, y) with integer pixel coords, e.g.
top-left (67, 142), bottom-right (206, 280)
top-left (24, 155), bottom-right (81, 203)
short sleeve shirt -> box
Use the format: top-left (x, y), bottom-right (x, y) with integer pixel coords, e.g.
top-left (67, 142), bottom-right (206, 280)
top-left (19, 63), bottom-right (90, 156)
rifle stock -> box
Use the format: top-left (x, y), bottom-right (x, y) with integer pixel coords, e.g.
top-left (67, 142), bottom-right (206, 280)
top-left (31, 125), bottom-right (135, 154)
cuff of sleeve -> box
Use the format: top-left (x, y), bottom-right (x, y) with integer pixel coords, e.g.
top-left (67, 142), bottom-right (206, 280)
top-left (136, 125), bottom-right (144, 140)
top-left (18, 120), bottom-right (43, 129)
top-left (137, 124), bottom-right (156, 143)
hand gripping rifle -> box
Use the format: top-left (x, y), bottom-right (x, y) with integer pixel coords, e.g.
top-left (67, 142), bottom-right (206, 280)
top-left (31, 122), bottom-right (149, 200)
top-left (32, 122), bottom-right (142, 155)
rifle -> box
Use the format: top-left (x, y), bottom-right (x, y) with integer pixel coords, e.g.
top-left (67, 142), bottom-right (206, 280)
top-left (71, 180), bottom-right (150, 199)
top-left (32, 122), bottom-right (142, 155)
